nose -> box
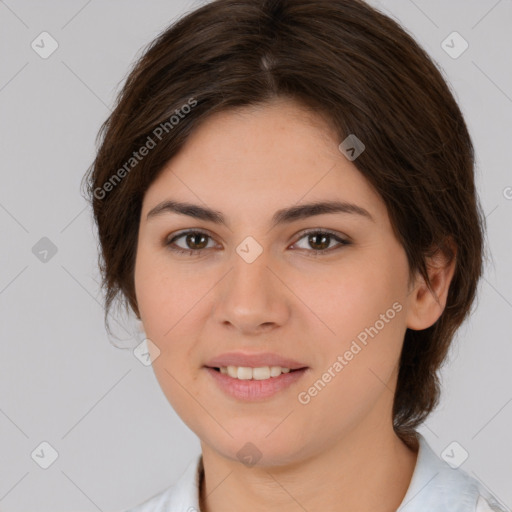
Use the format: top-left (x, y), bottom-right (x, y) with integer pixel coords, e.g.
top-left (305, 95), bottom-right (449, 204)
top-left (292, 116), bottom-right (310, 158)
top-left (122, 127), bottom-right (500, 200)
top-left (212, 248), bottom-right (290, 335)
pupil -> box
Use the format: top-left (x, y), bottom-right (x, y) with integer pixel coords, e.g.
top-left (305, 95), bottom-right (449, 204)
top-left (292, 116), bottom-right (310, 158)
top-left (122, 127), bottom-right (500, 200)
top-left (188, 233), bottom-right (208, 249)
top-left (310, 233), bottom-right (329, 250)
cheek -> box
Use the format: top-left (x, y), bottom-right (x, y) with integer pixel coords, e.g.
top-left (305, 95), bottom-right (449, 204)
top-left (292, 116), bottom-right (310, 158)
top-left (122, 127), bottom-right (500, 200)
top-left (301, 259), bottom-right (405, 340)
top-left (135, 252), bottom-right (204, 419)
top-left (135, 247), bottom-right (175, 347)
top-left (135, 247), bottom-right (190, 332)
top-left (297, 249), bottom-right (408, 395)
top-left (295, 263), bottom-right (406, 434)
top-left (134, 247), bottom-right (214, 374)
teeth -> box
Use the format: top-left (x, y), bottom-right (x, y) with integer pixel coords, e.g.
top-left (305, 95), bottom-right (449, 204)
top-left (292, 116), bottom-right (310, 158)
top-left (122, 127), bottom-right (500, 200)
top-left (220, 366), bottom-right (293, 380)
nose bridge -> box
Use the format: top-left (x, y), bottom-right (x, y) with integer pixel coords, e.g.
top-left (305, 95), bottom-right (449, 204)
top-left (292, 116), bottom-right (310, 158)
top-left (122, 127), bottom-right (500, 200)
top-left (229, 243), bottom-right (275, 303)
top-left (215, 241), bottom-right (288, 330)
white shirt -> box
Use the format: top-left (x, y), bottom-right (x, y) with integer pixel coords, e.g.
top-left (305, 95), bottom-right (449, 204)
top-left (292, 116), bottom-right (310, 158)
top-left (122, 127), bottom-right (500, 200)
top-left (126, 433), bottom-right (510, 512)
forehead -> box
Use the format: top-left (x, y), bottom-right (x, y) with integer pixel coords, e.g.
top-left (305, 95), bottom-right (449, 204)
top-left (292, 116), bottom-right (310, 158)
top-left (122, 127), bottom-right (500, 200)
top-left (141, 98), bottom-right (388, 227)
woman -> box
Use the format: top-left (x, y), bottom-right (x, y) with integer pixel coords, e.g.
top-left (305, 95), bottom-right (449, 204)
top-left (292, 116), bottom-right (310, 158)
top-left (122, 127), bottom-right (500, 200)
top-left (83, 0), bottom-right (509, 511)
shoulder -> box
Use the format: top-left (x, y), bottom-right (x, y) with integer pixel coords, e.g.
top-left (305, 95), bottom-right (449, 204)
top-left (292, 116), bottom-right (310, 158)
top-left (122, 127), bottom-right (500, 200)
top-left (124, 454), bottom-right (203, 512)
top-left (398, 433), bottom-right (509, 512)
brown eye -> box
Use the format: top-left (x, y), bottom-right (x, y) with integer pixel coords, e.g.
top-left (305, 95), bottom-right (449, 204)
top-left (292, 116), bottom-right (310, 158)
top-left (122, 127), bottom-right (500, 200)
top-left (307, 232), bottom-right (331, 251)
top-left (182, 232), bottom-right (209, 250)
top-left (166, 230), bottom-right (214, 255)
top-left (293, 230), bottom-right (350, 255)
top-left (165, 228), bottom-right (350, 257)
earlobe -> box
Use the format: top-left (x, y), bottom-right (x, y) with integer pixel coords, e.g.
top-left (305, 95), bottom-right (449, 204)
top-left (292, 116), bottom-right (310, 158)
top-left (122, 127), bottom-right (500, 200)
top-left (406, 238), bottom-right (457, 331)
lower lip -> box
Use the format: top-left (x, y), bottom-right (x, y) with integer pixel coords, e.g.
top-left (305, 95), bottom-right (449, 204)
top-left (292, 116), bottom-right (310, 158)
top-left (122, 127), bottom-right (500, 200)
top-left (204, 367), bottom-right (308, 401)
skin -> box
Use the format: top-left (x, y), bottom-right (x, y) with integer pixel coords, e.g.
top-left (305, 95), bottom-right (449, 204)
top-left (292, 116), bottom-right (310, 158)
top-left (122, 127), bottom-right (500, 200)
top-left (134, 96), bottom-right (456, 512)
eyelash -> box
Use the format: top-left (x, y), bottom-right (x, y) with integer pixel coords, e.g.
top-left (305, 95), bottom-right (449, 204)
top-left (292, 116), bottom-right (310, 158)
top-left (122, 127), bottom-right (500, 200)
top-left (164, 229), bottom-right (350, 257)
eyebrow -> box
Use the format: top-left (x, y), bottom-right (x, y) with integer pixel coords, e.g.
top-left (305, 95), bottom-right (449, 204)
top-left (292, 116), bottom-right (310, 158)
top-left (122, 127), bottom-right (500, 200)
top-left (146, 199), bottom-right (375, 228)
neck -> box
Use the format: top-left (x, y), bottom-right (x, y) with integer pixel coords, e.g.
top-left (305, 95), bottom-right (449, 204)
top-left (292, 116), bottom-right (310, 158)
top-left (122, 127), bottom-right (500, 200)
top-left (198, 422), bottom-right (418, 512)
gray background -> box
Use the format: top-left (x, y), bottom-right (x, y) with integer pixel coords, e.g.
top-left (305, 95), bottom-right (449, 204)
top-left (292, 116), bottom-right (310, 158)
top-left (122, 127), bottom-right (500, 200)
top-left (0, 0), bottom-right (511, 510)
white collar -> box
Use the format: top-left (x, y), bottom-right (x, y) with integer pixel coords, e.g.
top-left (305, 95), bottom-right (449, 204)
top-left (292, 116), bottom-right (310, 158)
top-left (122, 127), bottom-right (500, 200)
top-left (128, 432), bottom-right (509, 512)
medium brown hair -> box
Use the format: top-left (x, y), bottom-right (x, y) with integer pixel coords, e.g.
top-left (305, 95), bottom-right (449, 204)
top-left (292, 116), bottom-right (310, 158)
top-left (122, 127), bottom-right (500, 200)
top-left (82, 0), bottom-right (486, 448)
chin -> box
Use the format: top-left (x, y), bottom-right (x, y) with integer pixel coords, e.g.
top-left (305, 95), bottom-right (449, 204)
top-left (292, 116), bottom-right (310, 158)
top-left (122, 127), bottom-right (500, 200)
top-left (202, 429), bottom-right (309, 467)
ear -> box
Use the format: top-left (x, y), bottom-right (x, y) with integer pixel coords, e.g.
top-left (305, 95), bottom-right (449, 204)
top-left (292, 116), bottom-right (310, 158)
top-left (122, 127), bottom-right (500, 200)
top-left (406, 238), bottom-right (457, 331)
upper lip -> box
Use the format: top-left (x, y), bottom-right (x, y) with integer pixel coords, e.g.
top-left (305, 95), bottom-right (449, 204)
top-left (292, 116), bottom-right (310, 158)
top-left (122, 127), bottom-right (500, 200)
top-left (205, 352), bottom-right (308, 370)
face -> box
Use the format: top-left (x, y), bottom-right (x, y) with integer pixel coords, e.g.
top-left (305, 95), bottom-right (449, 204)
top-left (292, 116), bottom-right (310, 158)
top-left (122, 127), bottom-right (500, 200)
top-left (134, 97), bottom-right (417, 466)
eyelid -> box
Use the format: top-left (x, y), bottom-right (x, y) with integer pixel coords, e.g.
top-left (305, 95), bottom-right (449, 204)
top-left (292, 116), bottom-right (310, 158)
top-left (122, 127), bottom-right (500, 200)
top-left (291, 228), bottom-right (350, 253)
top-left (293, 227), bottom-right (350, 243)
top-left (165, 228), bottom-right (218, 248)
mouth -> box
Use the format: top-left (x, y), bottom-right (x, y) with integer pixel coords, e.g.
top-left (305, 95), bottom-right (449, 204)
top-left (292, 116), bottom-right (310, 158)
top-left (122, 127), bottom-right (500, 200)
top-left (206, 365), bottom-right (308, 379)
top-left (204, 365), bottom-right (309, 400)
